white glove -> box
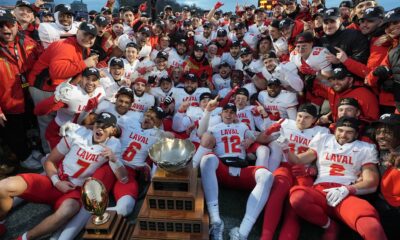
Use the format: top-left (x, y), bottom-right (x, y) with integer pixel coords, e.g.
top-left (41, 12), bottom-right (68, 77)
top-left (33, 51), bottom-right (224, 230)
top-left (323, 186), bottom-right (350, 207)
top-left (275, 136), bottom-right (289, 152)
top-left (55, 81), bottom-right (74, 103)
top-left (59, 121), bottom-right (80, 137)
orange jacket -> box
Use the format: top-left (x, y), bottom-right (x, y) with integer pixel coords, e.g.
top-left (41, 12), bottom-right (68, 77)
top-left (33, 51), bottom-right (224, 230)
top-left (0, 34), bottom-right (39, 114)
top-left (381, 166), bottom-right (400, 207)
top-left (28, 37), bottom-right (89, 92)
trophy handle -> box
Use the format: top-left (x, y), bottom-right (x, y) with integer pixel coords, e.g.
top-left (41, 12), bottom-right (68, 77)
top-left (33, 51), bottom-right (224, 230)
top-left (93, 211), bottom-right (111, 225)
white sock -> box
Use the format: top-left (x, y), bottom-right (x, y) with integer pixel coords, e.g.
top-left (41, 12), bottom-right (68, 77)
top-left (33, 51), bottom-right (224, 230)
top-left (207, 200), bottom-right (221, 224)
top-left (58, 208), bottom-right (91, 240)
top-left (192, 146), bottom-right (212, 168)
top-left (255, 145), bottom-right (270, 168)
top-left (22, 232), bottom-right (28, 240)
top-left (239, 215), bottom-right (256, 237)
top-left (107, 195), bottom-right (136, 217)
top-left (268, 141), bottom-right (283, 171)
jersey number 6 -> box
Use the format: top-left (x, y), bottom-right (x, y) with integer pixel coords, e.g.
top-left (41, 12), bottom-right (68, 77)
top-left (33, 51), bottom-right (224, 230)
top-left (122, 141), bottom-right (142, 161)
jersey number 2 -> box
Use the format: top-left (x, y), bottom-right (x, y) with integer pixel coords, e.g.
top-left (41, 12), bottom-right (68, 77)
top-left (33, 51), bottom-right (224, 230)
top-left (222, 135), bottom-right (241, 153)
top-left (122, 142), bottom-right (142, 161)
top-left (329, 163), bottom-right (345, 176)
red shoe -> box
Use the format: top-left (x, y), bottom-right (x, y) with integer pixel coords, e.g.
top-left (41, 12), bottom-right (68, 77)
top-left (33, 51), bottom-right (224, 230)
top-left (322, 219), bottom-right (339, 240)
top-left (0, 223), bottom-right (6, 237)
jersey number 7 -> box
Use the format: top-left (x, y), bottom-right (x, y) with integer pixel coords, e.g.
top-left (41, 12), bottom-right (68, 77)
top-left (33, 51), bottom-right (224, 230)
top-left (72, 159), bottom-right (90, 178)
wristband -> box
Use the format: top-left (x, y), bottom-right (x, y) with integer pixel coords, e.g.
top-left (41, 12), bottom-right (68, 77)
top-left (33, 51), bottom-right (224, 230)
top-left (346, 185), bottom-right (357, 195)
top-left (50, 175), bottom-right (61, 186)
top-left (109, 159), bottom-right (124, 172)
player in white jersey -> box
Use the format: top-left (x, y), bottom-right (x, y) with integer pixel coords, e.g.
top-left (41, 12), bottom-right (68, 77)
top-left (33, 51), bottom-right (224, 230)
top-left (235, 47), bottom-right (263, 83)
top-left (195, 103), bottom-right (274, 240)
top-left (0, 112), bottom-right (124, 240)
top-left (100, 58), bottom-right (130, 101)
top-left (146, 51), bottom-right (169, 87)
top-left (172, 73), bottom-right (210, 112)
top-left (108, 108), bottom-right (174, 217)
top-left (194, 21), bottom-right (216, 46)
top-left (261, 51), bottom-right (304, 93)
top-left (34, 68), bottom-right (105, 150)
top-left (131, 77), bottom-right (155, 113)
top-left (259, 104), bottom-right (330, 240)
top-left (150, 76), bottom-right (177, 106)
top-left (212, 61), bottom-right (231, 92)
top-left (285, 117), bottom-right (387, 240)
top-left (168, 38), bottom-right (188, 68)
top-left (123, 42), bottom-right (140, 79)
top-left (258, 78), bottom-right (298, 121)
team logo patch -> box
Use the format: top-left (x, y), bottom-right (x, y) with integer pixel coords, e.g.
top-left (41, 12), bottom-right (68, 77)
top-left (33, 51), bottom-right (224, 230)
top-left (333, 68), bottom-right (343, 74)
top-left (380, 113), bottom-right (391, 120)
top-left (0, 10), bottom-right (6, 16)
top-left (101, 113), bottom-right (112, 119)
top-left (364, 8), bottom-right (374, 15)
top-left (87, 24), bottom-right (95, 29)
top-left (385, 10), bottom-right (394, 18)
top-left (325, 9), bottom-right (334, 15)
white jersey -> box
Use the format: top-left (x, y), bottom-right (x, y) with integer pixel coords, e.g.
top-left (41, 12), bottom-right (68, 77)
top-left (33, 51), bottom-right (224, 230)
top-left (281, 119), bottom-right (330, 155)
top-left (95, 100), bottom-right (143, 126)
top-left (236, 106), bottom-right (266, 131)
top-left (209, 122), bottom-right (249, 159)
top-left (55, 85), bottom-right (105, 126)
top-left (119, 122), bottom-right (163, 167)
top-left (99, 75), bottom-right (129, 101)
top-left (271, 36), bottom-right (288, 53)
top-left (194, 31), bottom-right (216, 46)
top-left (290, 47), bottom-right (332, 73)
top-left (149, 87), bottom-right (176, 105)
top-left (173, 87), bottom-right (210, 111)
top-left (220, 53), bottom-right (239, 68)
top-left (212, 74), bottom-right (231, 91)
top-left (56, 126), bottom-right (121, 186)
top-left (258, 90), bottom-right (298, 121)
top-left (168, 48), bottom-right (187, 68)
top-left (235, 60), bottom-right (263, 82)
top-left (123, 59), bottom-right (139, 79)
top-left (309, 133), bottom-right (379, 185)
top-left (131, 92), bottom-right (155, 112)
top-left (243, 83), bottom-right (258, 97)
top-left (150, 47), bottom-right (172, 61)
top-left (117, 33), bottom-right (136, 52)
top-left (248, 23), bottom-right (268, 36)
top-left (38, 22), bottom-right (78, 49)
top-left (261, 62), bottom-right (304, 92)
top-left (242, 32), bottom-right (259, 50)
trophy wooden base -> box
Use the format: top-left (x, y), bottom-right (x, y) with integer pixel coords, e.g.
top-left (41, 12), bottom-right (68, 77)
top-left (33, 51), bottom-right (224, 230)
top-left (83, 211), bottom-right (134, 239)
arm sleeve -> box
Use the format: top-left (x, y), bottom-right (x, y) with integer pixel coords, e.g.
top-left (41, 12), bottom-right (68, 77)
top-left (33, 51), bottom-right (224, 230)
top-left (56, 136), bottom-right (72, 155)
top-left (48, 45), bottom-right (87, 80)
top-left (172, 112), bottom-right (193, 132)
top-left (197, 110), bottom-right (212, 137)
top-left (281, 63), bottom-right (304, 92)
top-left (34, 95), bottom-right (66, 115)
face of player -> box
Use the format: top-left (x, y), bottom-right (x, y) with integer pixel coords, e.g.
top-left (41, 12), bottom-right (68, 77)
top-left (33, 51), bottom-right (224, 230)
top-left (235, 28), bottom-right (246, 39)
top-left (112, 23), bottom-right (124, 37)
top-left (81, 75), bottom-right (99, 94)
top-left (329, 77), bottom-right (353, 93)
top-left (76, 30), bottom-right (96, 48)
top-left (208, 44), bottom-right (218, 56)
top-left (264, 58), bottom-right (278, 72)
top-left (296, 42), bottom-right (313, 58)
top-left (115, 94), bottom-right (133, 115)
top-left (199, 98), bottom-right (210, 110)
top-left (269, 26), bottom-right (281, 40)
top-left (323, 18), bottom-right (341, 36)
top-left (240, 53), bottom-right (253, 64)
top-left (216, 36), bottom-right (227, 46)
top-left (134, 82), bottom-right (146, 96)
top-left (15, 6), bottom-right (33, 24)
top-left (255, 12), bottom-right (265, 22)
top-left (137, 33), bottom-right (150, 47)
top-left (0, 21), bottom-right (18, 43)
top-left (125, 47), bottom-right (138, 63)
top-left (141, 111), bottom-right (159, 129)
top-left (110, 66), bottom-right (124, 80)
top-left (221, 109), bottom-right (237, 124)
top-left (335, 126), bottom-right (358, 145)
top-left (176, 43), bottom-right (187, 55)
top-left (339, 7), bottom-right (351, 19)
top-left (385, 21), bottom-right (400, 39)
top-left (296, 112), bottom-right (316, 130)
top-left (184, 80), bottom-right (198, 93)
top-left (219, 66), bottom-right (231, 78)
top-left (253, 75), bottom-right (268, 90)
top-left (375, 126), bottom-right (396, 150)
top-left (93, 124), bottom-right (113, 143)
top-left (159, 37), bottom-right (170, 49)
top-left (234, 94), bottom-right (248, 110)
top-left (337, 105), bottom-right (360, 119)
top-left (284, 2), bottom-right (297, 14)
top-left (160, 80), bottom-right (172, 93)
top-left (267, 84), bottom-right (281, 98)
top-left (194, 50), bottom-right (204, 60)
top-left (355, 1), bottom-right (376, 18)
top-left (230, 46), bottom-right (240, 57)
top-left (259, 39), bottom-right (272, 54)
top-left (203, 27), bottom-right (212, 37)
top-left (231, 71), bottom-right (244, 85)
top-left (123, 11), bottom-right (134, 24)
top-left (273, 5), bottom-right (284, 18)
top-left (42, 15), bottom-right (54, 23)
top-left (94, 23), bottom-right (107, 37)
top-left (58, 12), bottom-right (73, 27)
top-left (156, 58), bottom-right (167, 70)
top-left (280, 25), bottom-right (293, 40)
top-left (314, 16), bottom-right (324, 29)
top-left (359, 18), bottom-right (382, 35)
top-left (152, 25), bottom-right (163, 35)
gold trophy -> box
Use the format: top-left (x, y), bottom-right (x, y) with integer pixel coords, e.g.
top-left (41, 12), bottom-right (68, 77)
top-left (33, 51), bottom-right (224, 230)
top-left (82, 178), bottom-right (133, 239)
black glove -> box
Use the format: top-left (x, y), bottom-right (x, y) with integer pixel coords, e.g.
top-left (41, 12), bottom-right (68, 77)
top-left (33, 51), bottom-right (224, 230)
top-left (381, 78), bottom-right (394, 92)
top-left (148, 75), bottom-right (157, 85)
top-left (304, 75), bottom-right (316, 92)
top-left (373, 66), bottom-right (391, 79)
top-left (244, 69), bottom-right (255, 78)
top-left (163, 93), bottom-right (174, 106)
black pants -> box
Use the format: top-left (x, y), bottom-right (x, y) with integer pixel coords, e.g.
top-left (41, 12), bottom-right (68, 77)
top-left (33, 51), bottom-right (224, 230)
top-left (373, 196), bottom-right (400, 240)
top-left (0, 113), bottom-right (30, 166)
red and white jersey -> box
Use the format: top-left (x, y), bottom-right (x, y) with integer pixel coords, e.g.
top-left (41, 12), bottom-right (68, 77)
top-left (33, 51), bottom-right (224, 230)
top-left (123, 59), bottom-right (139, 79)
top-left (261, 62), bottom-right (304, 92)
top-left (150, 47), bottom-right (172, 61)
top-left (243, 83), bottom-right (258, 97)
top-left (309, 133), bottom-right (379, 185)
top-left (56, 126), bottom-right (121, 186)
top-left (119, 122), bottom-right (163, 168)
top-left (248, 23), bottom-right (268, 36)
top-left (281, 119), bottom-right (330, 156)
top-left (149, 87), bottom-right (176, 105)
top-left (258, 90), bottom-right (298, 121)
top-left (242, 32), bottom-right (259, 50)
top-left (290, 47), bottom-right (332, 73)
top-left (236, 106), bottom-right (256, 131)
top-left (55, 85), bottom-right (105, 126)
top-left (173, 87), bottom-right (210, 112)
top-left (220, 53), bottom-right (239, 68)
top-left (271, 36), bottom-right (288, 53)
top-left (38, 22), bottom-right (78, 49)
top-left (99, 76), bottom-right (129, 101)
top-left (212, 74), bottom-right (231, 91)
top-left (131, 92), bottom-right (155, 113)
top-left (95, 100), bottom-right (143, 126)
top-left (168, 48), bottom-right (187, 68)
top-left (209, 122), bottom-right (249, 159)
top-left (194, 32), bottom-right (216, 46)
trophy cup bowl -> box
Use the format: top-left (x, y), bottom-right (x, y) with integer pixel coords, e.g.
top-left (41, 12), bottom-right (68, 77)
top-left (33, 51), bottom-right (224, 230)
top-left (149, 138), bottom-right (196, 172)
top-left (81, 178), bottom-right (110, 225)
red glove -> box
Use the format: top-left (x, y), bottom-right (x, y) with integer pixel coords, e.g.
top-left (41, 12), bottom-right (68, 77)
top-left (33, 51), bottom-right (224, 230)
top-left (291, 164), bottom-right (317, 177)
top-left (85, 94), bottom-right (100, 112)
top-left (299, 64), bottom-right (317, 75)
top-left (139, 2), bottom-right (147, 12)
top-left (251, 107), bottom-right (260, 116)
top-left (214, 1), bottom-right (224, 10)
top-left (137, 67), bottom-right (147, 75)
top-left (264, 122), bottom-right (282, 135)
